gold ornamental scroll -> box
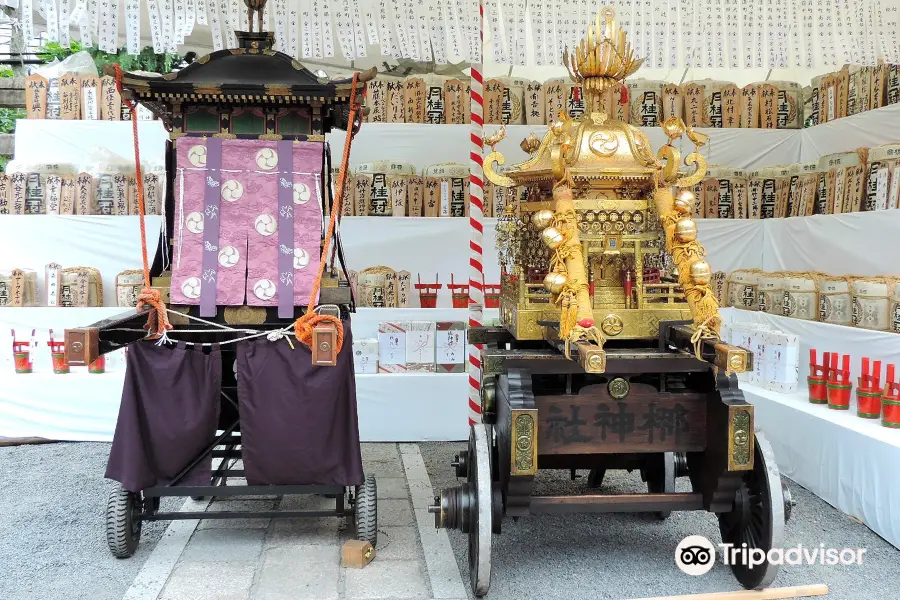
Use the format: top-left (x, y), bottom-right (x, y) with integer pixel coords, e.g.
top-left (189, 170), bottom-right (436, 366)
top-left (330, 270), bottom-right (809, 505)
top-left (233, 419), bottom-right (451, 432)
top-left (550, 185), bottom-right (596, 339)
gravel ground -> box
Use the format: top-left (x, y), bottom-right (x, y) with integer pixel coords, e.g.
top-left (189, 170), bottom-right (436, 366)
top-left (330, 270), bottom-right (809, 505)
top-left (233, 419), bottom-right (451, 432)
top-left (421, 441), bottom-right (899, 600)
top-left (0, 442), bottom-right (180, 600)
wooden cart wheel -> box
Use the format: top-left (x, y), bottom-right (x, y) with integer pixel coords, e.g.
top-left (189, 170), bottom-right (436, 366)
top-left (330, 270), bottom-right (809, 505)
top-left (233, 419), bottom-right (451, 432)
top-left (718, 432), bottom-right (786, 590)
top-left (646, 452), bottom-right (676, 520)
top-left (468, 424), bottom-right (495, 597)
top-left (106, 483), bottom-right (142, 559)
top-left (355, 475), bottom-right (378, 546)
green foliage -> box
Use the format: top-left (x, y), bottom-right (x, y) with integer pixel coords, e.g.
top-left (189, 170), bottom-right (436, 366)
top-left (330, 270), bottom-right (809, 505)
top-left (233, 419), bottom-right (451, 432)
top-left (37, 42), bottom-right (182, 75)
top-left (0, 108), bottom-right (24, 134)
top-left (0, 156), bottom-right (10, 172)
top-left (37, 41), bottom-right (84, 63)
top-left (0, 66), bottom-right (14, 78)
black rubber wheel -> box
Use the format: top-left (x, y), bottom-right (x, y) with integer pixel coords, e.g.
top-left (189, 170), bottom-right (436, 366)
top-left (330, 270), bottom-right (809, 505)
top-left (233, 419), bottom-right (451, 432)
top-left (191, 496), bottom-right (205, 501)
top-left (647, 453), bottom-right (676, 520)
top-left (355, 475), bottom-right (378, 546)
top-left (106, 484), bottom-right (142, 559)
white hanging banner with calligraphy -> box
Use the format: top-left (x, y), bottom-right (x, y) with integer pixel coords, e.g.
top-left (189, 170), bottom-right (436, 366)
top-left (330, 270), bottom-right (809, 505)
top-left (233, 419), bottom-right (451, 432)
top-left (58, 0), bottom-right (70, 46)
top-left (362, 0), bottom-right (379, 46)
top-left (640, 0), bottom-right (654, 67)
top-left (403, 0), bottom-right (421, 61)
top-left (351, 0), bottom-right (367, 58)
top-left (801, 0), bottom-right (814, 67)
top-left (160, 0), bottom-right (175, 52)
top-left (288, 0), bottom-right (300, 58)
top-left (322, 0), bottom-right (335, 57)
top-left (514, 0), bottom-right (526, 65)
top-left (787, 0), bottom-right (801, 66)
top-left (488, 0), bottom-right (505, 63)
top-left (444, 0), bottom-right (461, 58)
top-left (337, 0), bottom-right (356, 60)
top-left (415, 0), bottom-right (432, 61)
top-left (97, 0), bottom-right (118, 53)
top-left (654, 3), bottom-right (668, 69)
top-left (22, 0), bottom-right (34, 42)
top-left (380, 0), bottom-right (400, 57)
top-left (197, 0), bottom-right (207, 25)
top-left (70, 0), bottom-right (91, 47)
top-left (774, 0), bottom-right (788, 67)
top-left (878, 0), bottom-right (899, 63)
top-left (227, 0), bottom-right (239, 42)
top-left (754, 0), bottom-right (765, 67)
top-left (184, 0), bottom-right (196, 36)
top-left (299, 0), bottom-right (311, 57)
top-left (821, 0), bottom-right (838, 65)
top-left (430, 0), bottom-right (448, 64)
top-left (724, 0), bottom-right (740, 68)
top-left (833, 0), bottom-right (851, 63)
top-left (147, 0), bottom-right (166, 52)
top-left (207, 0), bottom-right (225, 53)
top-left (863, 0), bottom-right (877, 65)
top-left (680, 0), bottom-right (695, 68)
top-left (667, 0), bottom-right (680, 68)
top-left (531, 0), bottom-right (545, 66)
top-left (44, 0), bottom-right (60, 49)
top-left (311, 0), bottom-right (322, 58)
top-left (124, 0), bottom-right (140, 54)
top-left (173, 0), bottom-right (186, 45)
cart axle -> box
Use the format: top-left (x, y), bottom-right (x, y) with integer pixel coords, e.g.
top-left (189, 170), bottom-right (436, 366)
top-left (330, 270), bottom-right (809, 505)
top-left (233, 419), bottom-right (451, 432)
top-left (529, 493), bottom-right (704, 514)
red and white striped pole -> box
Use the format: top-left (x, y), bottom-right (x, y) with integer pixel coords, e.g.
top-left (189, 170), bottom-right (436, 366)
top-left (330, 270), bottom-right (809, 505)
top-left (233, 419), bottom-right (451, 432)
top-left (467, 1), bottom-right (485, 426)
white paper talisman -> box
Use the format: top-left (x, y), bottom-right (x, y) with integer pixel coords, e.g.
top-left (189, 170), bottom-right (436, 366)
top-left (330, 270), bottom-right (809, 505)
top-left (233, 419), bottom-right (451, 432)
top-left (322, 0), bottom-right (335, 57)
top-left (515, 0), bottom-right (528, 66)
top-left (377, 321), bottom-right (408, 373)
top-left (415, 0), bottom-right (432, 61)
top-left (22, 0), bottom-right (34, 41)
top-left (352, 0), bottom-right (368, 57)
top-left (287, 0), bottom-right (299, 58)
top-left (353, 338), bottom-right (379, 374)
top-left (378, 0), bottom-right (396, 56)
top-left (361, 0), bottom-right (379, 45)
top-left (406, 321), bottom-right (436, 372)
top-left (44, 0), bottom-right (60, 45)
top-left (336, 0), bottom-right (356, 60)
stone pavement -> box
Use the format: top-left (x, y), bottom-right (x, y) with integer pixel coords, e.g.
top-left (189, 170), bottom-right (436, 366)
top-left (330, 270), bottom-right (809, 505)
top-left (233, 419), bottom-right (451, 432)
top-left (124, 443), bottom-right (467, 600)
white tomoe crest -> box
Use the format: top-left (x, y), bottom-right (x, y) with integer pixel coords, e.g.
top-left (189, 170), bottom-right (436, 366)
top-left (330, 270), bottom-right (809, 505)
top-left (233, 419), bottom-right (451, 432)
top-left (181, 276), bottom-right (202, 298)
top-left (218, 245), bottom-right (240, 267)
top-left (187, 144), bottom-right (207, 167)
top-left (185, 211), bottom-right (204, 233)
top-left (254, 213), bottom-right (277, 236)
top-left (221, 179), bottom-right (244, 201)
top-left (293, 247), bottom-right (310, 269)
top-left (293, 182), bottom-right (311, 204)
top-left (256, 148), bottom-right (279, 170)
top-left (253, 278), bottom-right (276, 300)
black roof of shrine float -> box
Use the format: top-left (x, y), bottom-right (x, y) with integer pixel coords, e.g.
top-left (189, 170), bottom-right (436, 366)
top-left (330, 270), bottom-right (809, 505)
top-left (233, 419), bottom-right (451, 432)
top-left (104, 30), bottom-right (374, 137)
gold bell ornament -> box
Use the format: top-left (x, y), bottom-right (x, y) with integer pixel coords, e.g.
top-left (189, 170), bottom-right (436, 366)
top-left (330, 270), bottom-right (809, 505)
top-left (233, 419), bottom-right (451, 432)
top-left (541, 226), bottom-right (565, 249)
top-left (689, 260), bottom-right (712, 285)
top-left (543, 271), bottom-right (568, 294)
top-left (674, 218), bottom-right (698, 243)
top-left (674, 189), bottom-right (695, 215)
top-left (531, 209), bottom-right (555, 230)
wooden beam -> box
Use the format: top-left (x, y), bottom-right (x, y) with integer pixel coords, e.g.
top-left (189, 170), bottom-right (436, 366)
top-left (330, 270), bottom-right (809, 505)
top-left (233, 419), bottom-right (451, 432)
top-left (628, 584), bottom-right (829, 600)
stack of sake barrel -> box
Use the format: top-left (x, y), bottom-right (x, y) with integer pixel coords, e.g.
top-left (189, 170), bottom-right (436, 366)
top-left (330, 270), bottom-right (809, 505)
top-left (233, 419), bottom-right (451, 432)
top-left (724, 269), bottom-right (900, 334)
top-left (334, 160), bottom-right (517, 218)
top-left (809, 64), bottom-right (900, 125)
top-left (365, 74), bottom-right (805, 128)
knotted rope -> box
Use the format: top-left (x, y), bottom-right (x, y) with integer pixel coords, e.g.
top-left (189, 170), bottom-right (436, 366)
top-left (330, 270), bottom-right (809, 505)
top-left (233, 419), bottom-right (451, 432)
top-left (115, 63), bottom-right (173, 341)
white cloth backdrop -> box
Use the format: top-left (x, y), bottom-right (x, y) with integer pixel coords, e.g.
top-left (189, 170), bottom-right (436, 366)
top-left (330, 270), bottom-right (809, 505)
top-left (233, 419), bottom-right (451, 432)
top-left (761, 211), bottom-right (900, 276)
top-left (801, 104), bottom-right (900, 163)
top-left (721, 309), bottom-right (900, 549)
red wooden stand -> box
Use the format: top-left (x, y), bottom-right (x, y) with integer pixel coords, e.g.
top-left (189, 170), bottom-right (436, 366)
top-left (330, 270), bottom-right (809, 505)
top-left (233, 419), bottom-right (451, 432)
top-left (484, 275), bottom-right (500, 309)
top-left (11, 329), bottom-right (33, 374)
top-left (415, 274), bottom-right (441, 308)
top-left (826, 353), bottom-right (852, 410)
top-left (883, 365), bottom-right (900, 429)
top-left (49, 329), bottom-right (69, 374)
top-left (856, 357), bottom-right (883, 419)
top-left (448, 274), bottom-right (470, 309)
top-left (807, 349), bottom-right (829, 405)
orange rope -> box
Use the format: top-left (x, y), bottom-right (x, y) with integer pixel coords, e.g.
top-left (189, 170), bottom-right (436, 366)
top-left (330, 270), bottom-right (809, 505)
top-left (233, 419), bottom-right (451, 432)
top-left (292, 73), bottom-right (364, 355)
top-left (115, 64), bottom-right (172, 340)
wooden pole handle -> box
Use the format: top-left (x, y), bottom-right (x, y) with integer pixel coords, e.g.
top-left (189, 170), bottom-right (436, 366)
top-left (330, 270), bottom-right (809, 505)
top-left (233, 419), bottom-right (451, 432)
top-left (629, 584), bottom-right (828, 600)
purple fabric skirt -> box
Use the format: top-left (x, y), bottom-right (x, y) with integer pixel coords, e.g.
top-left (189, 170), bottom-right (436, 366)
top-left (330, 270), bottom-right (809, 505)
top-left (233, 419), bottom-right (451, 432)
top-left (106, 341), bottom-right (221, 493)
top-left (236, 323), bottom-right (364, 486)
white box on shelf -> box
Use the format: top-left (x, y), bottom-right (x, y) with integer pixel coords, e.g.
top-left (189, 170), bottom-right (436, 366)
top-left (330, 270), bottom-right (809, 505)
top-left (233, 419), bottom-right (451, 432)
top-left (767, 331), bottom-right (800, 393)
top-left (353, 338), bottom-right (379, 374)
top-left (377, 321), bottom-right (408, 373)
top-left (406, 321), bottom-right (436, 372)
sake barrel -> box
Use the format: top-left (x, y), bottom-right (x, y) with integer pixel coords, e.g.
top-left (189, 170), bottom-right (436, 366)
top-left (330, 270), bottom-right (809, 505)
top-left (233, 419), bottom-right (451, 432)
top-left (864, 143), bottom-right (900, 211)
top-left (58, 266), bottom-right (103, 307)
top-left (758, 81), bottom-right (804, 129)
top-left (422, 74), bottom-right (450, 124)
top-left (726, 269), bottom-right (761, 310)
top-left (422, 163), bottom-right (470, 217)
top-left (627, 79), bottom-right (664, 126)
top-left (787, 162), bottom-right (820, 217)
top-left (702, 166), bottom-right (747, 219)
top-left (0, 268), bottom-right (38, 306)
top-left (758, 272), bottom-right (786, 315)
top-left (818, 275), bottom-right (853, 326)
top-left (366, 75), bottom-right (390, 123)
top-left (356, 161), bottom-right (417, 217)
top-left (887, 64), bottom-right (900, 105)
top-left (443, 78), bottom-right (471, 124)
top-left (847, 66), bottom-right (874, 116)
top-left (815, 150), bottom-right (864, 214)
top-left (748, 165), bottom-right (793, 218)
top-left (810, 74), bottom-right (825, 124)
top-left (891, 284), bottom-right (900, 333)
top-left (544, 77), bottom-right (587, 122)
top-left (782, 272), bottom-right (820, 320)
top-left (523, 80), bottom-right (545, 125)
top-left (497, 77), bottom-right (530, 125)
top-left (851, 276), bottom-right (894, 331)
top-left (403, 76), bottom-right (427, 123)
top-left (682, 79), bottom-right (732, 128)
top-left (357, 265), bottom-right (398, 307)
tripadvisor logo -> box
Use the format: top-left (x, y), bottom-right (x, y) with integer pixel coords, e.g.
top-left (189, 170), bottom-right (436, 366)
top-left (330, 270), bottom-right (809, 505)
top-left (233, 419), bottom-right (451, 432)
top-left (675, 536), bottom-right (866, 576)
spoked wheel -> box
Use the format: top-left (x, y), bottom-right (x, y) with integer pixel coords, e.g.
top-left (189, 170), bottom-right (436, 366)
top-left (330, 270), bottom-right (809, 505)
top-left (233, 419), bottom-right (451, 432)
top-left (355, 475), bottom-right (378, 546)
top-left (646, 453), bottom-right (676, 520)
top-left (429, 425), bottom-right (501, 597)
top-left (718, 432), bottom-right (787, 590)
top-left (106, 483), bottom-right (142, 558)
